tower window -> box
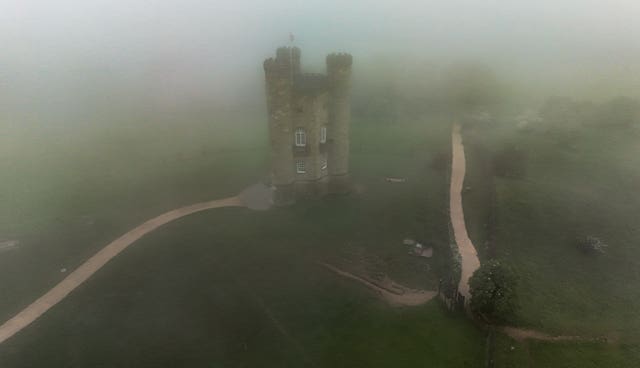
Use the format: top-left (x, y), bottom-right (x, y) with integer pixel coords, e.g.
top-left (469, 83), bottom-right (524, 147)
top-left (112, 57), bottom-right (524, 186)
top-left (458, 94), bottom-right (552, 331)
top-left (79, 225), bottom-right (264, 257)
top-left (295, 128), bottom-right (306, 147)
top-left (320, 126), bottom-right (327, 143)
top-left (296, 160), bottom-right (306, 174)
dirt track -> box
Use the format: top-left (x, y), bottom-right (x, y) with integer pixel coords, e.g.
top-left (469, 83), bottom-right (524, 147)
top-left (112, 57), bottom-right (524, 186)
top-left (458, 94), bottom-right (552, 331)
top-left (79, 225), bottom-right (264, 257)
top-left (501, 326), bottom-right (590, 342)
top-left (319, 262), bottom-right (436, 306)
top-left (450, 123), bottom-right (481, 301)
top-left (0, 196), bottom-right (244, 345)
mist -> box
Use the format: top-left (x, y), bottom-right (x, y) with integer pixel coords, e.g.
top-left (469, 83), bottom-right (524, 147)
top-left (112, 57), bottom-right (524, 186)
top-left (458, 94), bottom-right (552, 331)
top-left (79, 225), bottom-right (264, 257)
top-left (3, 0), bottom-right (640, 122)
top-left (2, 1), bottom-right (640, 367)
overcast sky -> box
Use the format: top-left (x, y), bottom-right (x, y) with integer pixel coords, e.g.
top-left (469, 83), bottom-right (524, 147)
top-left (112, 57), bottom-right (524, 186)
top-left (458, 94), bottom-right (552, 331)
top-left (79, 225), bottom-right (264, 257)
top-left (2, 0), bottom-right (639, 110)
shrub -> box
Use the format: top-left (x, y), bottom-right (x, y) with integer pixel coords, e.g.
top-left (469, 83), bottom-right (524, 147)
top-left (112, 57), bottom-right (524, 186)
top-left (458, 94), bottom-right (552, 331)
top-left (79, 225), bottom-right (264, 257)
top-left (469, 260), bottom-right (518, 323)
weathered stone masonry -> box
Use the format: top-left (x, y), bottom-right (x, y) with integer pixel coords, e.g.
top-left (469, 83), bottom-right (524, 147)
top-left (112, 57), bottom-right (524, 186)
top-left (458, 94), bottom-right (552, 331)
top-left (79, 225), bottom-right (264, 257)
top-left (264, 47), bottom-right (352, 205)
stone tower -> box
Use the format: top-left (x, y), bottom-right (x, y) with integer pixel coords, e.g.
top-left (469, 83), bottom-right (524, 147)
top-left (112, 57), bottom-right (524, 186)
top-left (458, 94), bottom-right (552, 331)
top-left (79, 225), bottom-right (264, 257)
top-left (264, 47), bottom-right (352, 205)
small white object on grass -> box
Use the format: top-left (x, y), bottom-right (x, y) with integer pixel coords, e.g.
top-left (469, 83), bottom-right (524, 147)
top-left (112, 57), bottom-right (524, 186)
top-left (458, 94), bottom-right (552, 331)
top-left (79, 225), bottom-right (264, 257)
top-left (385, 177), bottom-right (407, 183)
top-left (60, 268), bottom-right (67, 273)
top-left (0, 240), bottom-right (19, 251)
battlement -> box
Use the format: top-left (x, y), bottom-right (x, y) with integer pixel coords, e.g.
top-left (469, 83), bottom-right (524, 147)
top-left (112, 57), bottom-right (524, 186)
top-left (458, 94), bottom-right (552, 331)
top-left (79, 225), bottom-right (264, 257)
top-left (263, 57), bottom-right (292, 78)
top-left (326, 53), bottom-right (353, 69)
top-left (276, 46), bottom-right (301, 63)
top-left (264, 47), bottom-right (301, 77)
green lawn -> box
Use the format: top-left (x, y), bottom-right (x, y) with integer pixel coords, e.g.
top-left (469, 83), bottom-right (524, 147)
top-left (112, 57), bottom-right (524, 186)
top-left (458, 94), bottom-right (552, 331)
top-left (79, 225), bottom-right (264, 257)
top-left (0, 113), bottom-right (488, 366)
top-left (0, 112), bottom-right (269, 324)
top-left (492, 333), bottom-right (640, 368)
top-left (0, 205), bottom-right (485, 367)
top-left (461, 121), bottom-right (640, 365)
top-left (495, 126), bottom-right (640, 339)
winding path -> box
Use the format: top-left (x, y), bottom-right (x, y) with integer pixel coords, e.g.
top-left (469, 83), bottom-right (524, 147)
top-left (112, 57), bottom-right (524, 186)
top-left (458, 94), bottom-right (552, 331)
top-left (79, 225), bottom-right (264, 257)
top-left (450, 123), bottom-right (481, 302)
top-left (321, 123), bottom-right (479, 307)
top-left (449, 124), bottom-right (611, 342)
top-left (0, 183), bottom-right (273, 345)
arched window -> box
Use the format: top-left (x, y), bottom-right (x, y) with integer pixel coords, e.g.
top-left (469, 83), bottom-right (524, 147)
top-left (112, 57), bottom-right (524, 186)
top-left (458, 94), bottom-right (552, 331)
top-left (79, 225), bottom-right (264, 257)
top-left (320, 126), bottom-right (327, 144)
top-left (295, 128), bottom-right (306, 147)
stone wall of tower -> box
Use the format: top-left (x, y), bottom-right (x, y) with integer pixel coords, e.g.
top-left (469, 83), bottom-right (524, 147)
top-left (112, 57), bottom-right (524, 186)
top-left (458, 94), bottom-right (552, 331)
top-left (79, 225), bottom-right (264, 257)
top-left (291, 90), bottom-right (329, 180)
top-left (264, 47), bottom-right (299, 205)
top-left (326, 53), bottom-right (353, 193)
top-left (264, 47), bottom-right (352, 205)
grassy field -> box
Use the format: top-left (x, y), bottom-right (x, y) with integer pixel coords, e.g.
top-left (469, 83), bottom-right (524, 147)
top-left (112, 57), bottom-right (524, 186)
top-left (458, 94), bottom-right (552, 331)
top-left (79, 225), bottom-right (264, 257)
top-left (0, 112), bottom-right (489, 366)
top-left (7, 107), bottom-right (640, 367)
top-left (461, 120), bottom-right (640, 366)
top-left (0, 111), bottom-right (269, 325)
top-left (492, 333), bottom-right (640, 368)
top-left (0, 203), bottom-right (485, 367)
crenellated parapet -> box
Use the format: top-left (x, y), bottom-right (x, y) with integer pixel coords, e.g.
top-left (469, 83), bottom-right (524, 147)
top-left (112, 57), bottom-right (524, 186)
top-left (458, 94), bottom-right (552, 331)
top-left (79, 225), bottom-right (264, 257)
top-left (263, 57), bottom-right (290, 78)
top-left (276, 46), bottom-right (300, 59)
top-left (326, 52), bottom-right (353, 70)
top-left (274, 46), bottom-right (300, 73)
top-left (264, 46), bottom-right (302, 78)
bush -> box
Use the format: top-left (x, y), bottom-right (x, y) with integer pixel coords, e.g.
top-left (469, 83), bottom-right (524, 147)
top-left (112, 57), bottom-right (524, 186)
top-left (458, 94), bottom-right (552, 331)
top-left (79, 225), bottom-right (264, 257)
top-left (469, 260), bottom-right (518, 323)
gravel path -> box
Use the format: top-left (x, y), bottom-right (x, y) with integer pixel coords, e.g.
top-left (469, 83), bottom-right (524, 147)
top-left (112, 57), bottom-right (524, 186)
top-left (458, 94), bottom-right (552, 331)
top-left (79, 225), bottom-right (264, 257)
top-left (0, 195), bottom-right (250, 345)
top-left (501, 327), bottom-right (582, 341)
top-left (450, 124), bottom-right (610, 342)
top-left (450, 123), bottom-right (481, 302)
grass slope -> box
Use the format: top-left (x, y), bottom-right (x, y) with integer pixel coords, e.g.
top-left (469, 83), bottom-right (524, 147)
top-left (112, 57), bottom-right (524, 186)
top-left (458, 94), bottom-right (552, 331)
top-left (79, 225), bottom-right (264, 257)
top-left (462, 122), bottom-right (640, 366)
top-left (1, 113), bottom-right (486, 366)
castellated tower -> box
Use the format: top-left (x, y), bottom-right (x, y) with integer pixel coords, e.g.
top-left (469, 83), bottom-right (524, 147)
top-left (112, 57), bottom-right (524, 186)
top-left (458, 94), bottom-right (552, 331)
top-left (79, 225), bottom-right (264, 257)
top-left (264, 47), bottom-right (352, 205)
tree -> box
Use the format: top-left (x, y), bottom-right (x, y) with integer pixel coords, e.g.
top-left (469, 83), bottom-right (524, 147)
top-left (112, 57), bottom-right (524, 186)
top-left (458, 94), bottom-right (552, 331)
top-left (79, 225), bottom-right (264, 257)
top-left (469, 260), bottom-right (518, 323)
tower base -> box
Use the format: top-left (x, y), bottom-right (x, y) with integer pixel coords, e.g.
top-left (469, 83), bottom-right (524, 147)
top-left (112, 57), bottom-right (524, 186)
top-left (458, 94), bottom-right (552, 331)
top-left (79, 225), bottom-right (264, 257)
top-left (273, 176), bottom-right (338, 206)
top-left (273, 184), bottom-right (296, 206)
top-left (328, 174), bottom-right (351, 194)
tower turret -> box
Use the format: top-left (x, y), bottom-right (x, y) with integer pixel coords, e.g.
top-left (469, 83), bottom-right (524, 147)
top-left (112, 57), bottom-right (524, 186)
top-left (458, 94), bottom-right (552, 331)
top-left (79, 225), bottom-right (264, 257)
top-left (264, 48), bottom-right (299, 205)
top-left (326, 53), bottom-right (353, 193)
top-left (275, 46), bottom-right (301, 75)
